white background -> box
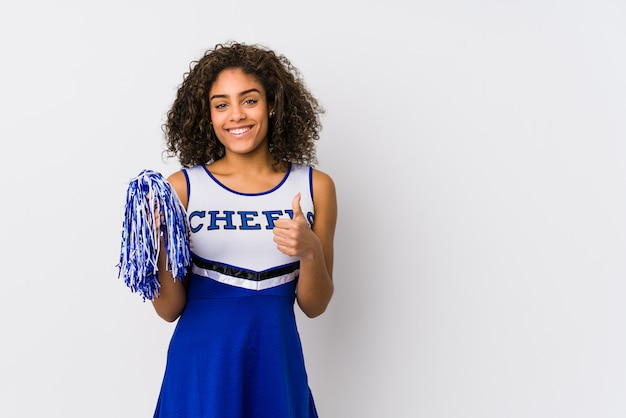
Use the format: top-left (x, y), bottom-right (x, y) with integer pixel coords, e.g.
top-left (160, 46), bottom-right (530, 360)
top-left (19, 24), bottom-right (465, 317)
top-left (1, 1), bottom-right (625, 417)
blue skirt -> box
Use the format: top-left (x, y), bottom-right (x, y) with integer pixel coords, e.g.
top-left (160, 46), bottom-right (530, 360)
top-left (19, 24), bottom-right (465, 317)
top-left (153, 274), bottom-right (318, 418)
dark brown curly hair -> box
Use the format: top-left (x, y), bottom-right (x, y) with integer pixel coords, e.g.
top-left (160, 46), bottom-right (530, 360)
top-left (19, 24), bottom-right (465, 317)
top-left (163, 41), bottom-right (324, 168)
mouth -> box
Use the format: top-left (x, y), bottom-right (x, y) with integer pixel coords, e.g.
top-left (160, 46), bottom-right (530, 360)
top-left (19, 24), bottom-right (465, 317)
top-left (227, 126), bottom-right (252, 135)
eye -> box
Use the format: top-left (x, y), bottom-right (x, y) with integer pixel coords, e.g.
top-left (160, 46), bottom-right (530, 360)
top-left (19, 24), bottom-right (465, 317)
top-left (243, 99), bottom-right (258, 106)
top-left (214, 103), bottom-right (227, 110)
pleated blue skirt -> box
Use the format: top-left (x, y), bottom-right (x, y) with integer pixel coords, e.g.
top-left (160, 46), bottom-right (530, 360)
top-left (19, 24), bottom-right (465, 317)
top-left (153, 274), bottom-right (318, 418)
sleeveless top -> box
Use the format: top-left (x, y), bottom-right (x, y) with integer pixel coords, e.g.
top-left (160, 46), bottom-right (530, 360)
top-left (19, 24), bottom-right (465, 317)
top-left (183, 162), bottom-right (315, 291)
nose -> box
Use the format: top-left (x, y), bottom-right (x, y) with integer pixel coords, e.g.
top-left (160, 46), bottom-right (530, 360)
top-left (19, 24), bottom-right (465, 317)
top-left (231, 105), bottom-right (246, 121)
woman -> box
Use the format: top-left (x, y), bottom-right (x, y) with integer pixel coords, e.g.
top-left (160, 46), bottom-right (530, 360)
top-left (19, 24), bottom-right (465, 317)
top-left (152, 41), bottom-right (337, 417)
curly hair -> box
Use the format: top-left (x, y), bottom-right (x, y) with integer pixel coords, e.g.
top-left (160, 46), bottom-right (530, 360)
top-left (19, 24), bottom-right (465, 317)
top-left (163, 41), bottom-right (325, 168)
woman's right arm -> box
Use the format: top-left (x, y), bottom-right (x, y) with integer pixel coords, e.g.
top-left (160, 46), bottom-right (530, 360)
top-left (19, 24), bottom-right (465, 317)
top-left (151, 170), bottom-right (189, 322)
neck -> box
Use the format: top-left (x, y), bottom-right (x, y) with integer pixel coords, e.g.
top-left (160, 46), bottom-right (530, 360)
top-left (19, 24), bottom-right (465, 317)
top-left (214, 151), bottom-right (284, 175)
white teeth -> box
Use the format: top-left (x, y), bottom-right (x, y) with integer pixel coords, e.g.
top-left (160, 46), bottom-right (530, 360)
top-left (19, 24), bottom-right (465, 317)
top-left (229, 127), bottom-right (250, 135)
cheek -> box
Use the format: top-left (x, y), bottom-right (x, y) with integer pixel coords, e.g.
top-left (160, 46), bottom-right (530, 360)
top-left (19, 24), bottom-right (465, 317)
top-left (212, 129), bottom-right (228, 144)
top-left (209, 109), bottom-right (218, 124)
top-left (209, 113), bottom-right (229, 134)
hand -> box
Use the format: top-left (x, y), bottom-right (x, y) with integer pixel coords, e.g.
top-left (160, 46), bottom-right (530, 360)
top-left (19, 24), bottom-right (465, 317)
top-left (145, 192), bottom-right (164, 234)
top-left (273, 193), bottom-right (317, 257)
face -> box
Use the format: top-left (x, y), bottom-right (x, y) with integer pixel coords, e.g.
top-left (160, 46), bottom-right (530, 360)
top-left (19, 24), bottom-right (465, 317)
top-left (209, 68), bottom-right (272, 158)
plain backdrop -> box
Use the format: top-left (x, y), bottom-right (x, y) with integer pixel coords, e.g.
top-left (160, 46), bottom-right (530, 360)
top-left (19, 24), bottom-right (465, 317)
top-left (1, 1), bottom-right (625, 417)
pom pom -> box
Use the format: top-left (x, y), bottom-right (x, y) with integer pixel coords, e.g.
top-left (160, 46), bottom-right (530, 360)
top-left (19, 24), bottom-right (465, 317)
top-left (117, 169), bottom-right (191, 301)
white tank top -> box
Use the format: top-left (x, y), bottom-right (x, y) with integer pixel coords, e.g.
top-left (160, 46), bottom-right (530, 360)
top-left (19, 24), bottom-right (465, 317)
top-left (182, 163), bottom-right (314, 290)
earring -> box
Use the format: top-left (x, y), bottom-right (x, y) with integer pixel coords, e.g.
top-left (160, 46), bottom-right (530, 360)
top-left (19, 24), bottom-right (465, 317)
top-left (269, 110), bottom-right (275, 118)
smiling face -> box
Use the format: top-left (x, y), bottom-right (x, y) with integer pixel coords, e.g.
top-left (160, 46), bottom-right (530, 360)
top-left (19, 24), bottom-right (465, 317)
top-left (209, 68), bottom-right (272, 159)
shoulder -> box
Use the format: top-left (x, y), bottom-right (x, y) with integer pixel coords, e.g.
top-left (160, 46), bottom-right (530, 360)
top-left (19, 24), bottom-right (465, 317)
top-left (166, 169), bottom-right (187, 189)
top-left (311, 168), bottom-right (337, 216)
top-left (311, 168), bottom-right (336, 194)
top-left (166, 170), bottom-right (189, 208)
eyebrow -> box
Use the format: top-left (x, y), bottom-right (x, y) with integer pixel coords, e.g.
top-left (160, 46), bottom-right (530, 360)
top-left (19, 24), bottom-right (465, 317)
top-left (209, 88), bottom-right (261, 101)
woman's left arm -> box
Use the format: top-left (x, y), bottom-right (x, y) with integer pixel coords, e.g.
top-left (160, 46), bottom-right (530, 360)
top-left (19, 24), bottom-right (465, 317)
top-left (273, 169), bottom-right (337, 318)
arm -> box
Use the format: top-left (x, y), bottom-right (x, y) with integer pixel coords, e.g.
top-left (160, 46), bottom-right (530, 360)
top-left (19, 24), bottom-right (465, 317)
top-left (151, 170), bottom-right (189, 322)
top-left (273, 169), bottom-right (337, 318)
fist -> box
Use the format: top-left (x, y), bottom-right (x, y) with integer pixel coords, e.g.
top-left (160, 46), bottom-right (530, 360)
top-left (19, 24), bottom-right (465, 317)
top-left (273, 193), bottom-right (315, 257)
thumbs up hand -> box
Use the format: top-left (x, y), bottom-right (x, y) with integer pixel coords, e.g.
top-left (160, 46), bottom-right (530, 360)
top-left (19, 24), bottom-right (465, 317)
top-left (273, 193), bottom-right (317, 257)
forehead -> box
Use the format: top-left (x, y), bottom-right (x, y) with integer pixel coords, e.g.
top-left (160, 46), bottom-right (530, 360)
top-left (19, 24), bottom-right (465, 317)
top-left (210, 68), bottom-right (264, 96)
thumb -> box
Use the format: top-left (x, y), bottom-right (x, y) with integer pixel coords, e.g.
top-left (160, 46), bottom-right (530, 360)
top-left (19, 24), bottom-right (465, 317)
top-left (291, 192), bottom-right (304, 219)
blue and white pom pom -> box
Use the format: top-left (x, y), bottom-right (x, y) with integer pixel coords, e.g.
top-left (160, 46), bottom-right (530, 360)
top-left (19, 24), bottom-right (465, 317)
top-left (117, 169), bottom-right (191, 301)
